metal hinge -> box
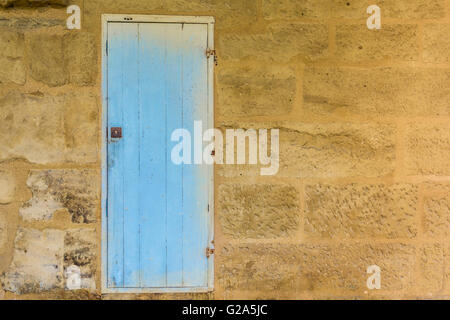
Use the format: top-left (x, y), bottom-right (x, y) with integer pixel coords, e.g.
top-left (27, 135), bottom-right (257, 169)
top-left (206, 48), bottom-right (218, 66)
top-left (206, 247), bottom-right (215, 258)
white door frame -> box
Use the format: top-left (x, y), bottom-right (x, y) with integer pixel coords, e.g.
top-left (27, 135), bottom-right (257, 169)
top-left (100, 14), bottom-right (215, 294)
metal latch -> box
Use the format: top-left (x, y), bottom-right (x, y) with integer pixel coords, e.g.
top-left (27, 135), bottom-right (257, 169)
top-left (206, 49), bottom-right (218, 66)
top-left (111, 127), bottom-right (122, 138)
top-left (206, 247), bottom-right (215, 258)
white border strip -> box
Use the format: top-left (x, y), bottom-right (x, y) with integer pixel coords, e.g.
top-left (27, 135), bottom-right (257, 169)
top-left (103, 14), bottom-right (214, 24)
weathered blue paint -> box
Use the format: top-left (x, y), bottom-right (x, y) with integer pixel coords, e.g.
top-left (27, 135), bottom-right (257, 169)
top-left (181, 24), bottom-right (209, 287)
top-left (106, 21), bottom-right (210, 289)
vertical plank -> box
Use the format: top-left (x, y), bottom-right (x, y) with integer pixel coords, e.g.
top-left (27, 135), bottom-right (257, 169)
top-left (139, 23), bottom-right (168, 287)
top-left (181, 23), bottom-right (209, 287)
top-left (107, 22), bottom-right (125, 288)
top-left (121, 23), bottom-right (141, 287)
top-left (165, 23), bottom-right (184, 287)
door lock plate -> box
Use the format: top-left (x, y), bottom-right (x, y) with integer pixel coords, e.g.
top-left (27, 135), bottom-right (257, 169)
top-left (111, 127), bottom-right (122, 138)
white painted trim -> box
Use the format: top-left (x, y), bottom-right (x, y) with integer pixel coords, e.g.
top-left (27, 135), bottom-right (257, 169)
top-left (206, 21), bottom-right (215, 293)
top-left (101, 14), bottom-right (109, 295)
top-left (102, 287), bottom-right (212, 294)
top-left (101, 15), bottom-right (215, 294)
top-left (102, 14), bottom-right (214, 24)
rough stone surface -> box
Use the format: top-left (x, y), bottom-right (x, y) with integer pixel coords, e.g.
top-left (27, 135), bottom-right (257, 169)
top-left (218, 184), bottom-right (300, 239)
top-left (418, 244), bottom-right (444, 293)
top-left (216, 164), bottom-right (261, 178)
top-left (25, 32), bottom-right (97, 86)
top-left (0, 212), bottom-right (6, 251)
top-left (2, 228), bottom-right (65, 294)
top-left (64, 32), bottom-right (98, 86)
top-left (336, 24), bottom-right (418, 62)
top-left (64, 228), bottom-right (96, 290)
top-left (26, 33), bottom-right (66, 86)
top-left (220, 23), bottom-right (328, 62)
top-left (2, 227), bottom-right (97, 294)
top-left (445, 246), bottom-right (450, 294)
top-left (62, 92), bottom-right (99, 162)
top-left (0, 92), bottom-right (63, 163)
top-left (20, 170), bottom-right (98, 223)
top-left (405, 123), bottom-right (450, 176)
top-left (218, 65), bottom-right (296, 117)
top-left (303, 66), bottom-right (450, 117)
top-left (164, 0), bottom-right (257, 28)
top-left (265, 0), bottom-right (443, 20)
top-left (219, 243), bottom-right (415, 292)
top-left (424, 24), bottom-right (450, 63)
top-left (279, 123), bottom-right (396, 178)
top-left (262, 0), bottom-right (330, 20)
top-left (422, 182), bottom-right (450, 194)
top-left (217, 122), bottom-right (396, 178)
top-left (331, 0), bottom-right (446, 19)
top-left (305, 183), bottom-right (418, 239)
top-left (0, 30), bottom-right (26, 85)
top-left (0, 171), bottom-right (15, 204)
top-left (0, 0), bottom-right (448, 300)
top-left (0, 91), bottom-right (98, 164)
top-left (86, 0), bottom-right (257, 30)
top-left (0, 17), bottom-right (64, 28)
top-left (424, 196), bottom-right (450, 238)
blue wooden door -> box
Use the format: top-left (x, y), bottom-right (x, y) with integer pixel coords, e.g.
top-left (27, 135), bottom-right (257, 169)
top-left (106, 21), bottom-right (211, 290)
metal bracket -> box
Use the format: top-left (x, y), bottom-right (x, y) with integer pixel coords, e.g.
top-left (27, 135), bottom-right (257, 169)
top-left (206, 247), bottom-right (215, 258)
top-left (206, 49), bottom-right (218, 66)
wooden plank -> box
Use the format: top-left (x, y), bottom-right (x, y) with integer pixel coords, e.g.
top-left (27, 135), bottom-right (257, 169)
top-left (107, 22), bottom-right (125, 288)
top-left (139, 22), bottom-right (168, 287)
top-left (165, 23), bottom-right (184, 287)
top-left (121, 23), bottom-right (141, 287)
top-left (181, 23), bottom-right (209, 287)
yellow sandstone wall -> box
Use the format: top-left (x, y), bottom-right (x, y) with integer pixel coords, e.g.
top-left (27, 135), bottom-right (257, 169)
top-left (0, 0), bottom-right (449, 299)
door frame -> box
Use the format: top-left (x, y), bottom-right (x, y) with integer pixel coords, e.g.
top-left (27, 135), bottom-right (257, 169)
top-left (101, 14), bottom-right (215, 294)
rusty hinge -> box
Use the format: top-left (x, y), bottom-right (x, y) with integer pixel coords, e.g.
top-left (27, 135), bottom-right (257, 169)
top-left (206, 49), bottom-right (218, 66)
top-left (206, 247), bottom-right (215, 258)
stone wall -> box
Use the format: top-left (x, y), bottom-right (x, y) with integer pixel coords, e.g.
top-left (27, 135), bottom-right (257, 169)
top-left (0, 0), bottom-right (449, 299)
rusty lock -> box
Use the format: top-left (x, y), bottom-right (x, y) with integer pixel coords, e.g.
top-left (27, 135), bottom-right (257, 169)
top-left (111, 127), bottom-right (122, 139)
